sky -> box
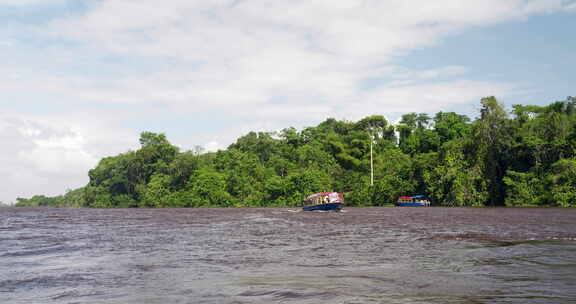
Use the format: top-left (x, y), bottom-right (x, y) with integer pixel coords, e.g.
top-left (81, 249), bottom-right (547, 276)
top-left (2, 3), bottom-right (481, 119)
top-left (1, 0), bottom-right (575, 204)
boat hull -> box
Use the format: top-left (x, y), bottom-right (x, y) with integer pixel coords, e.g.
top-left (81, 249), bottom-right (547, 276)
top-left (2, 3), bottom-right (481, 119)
top-left (303, 202), bottom-right (342, 211)
top-left (394, 202), bottom-right (428, 207)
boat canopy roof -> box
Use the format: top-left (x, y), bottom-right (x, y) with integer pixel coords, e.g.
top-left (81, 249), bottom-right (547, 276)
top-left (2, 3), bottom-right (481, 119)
top-left (305, 192), bottom-right (344, 203)
top-left (305, 192), bottom-right (341, 200)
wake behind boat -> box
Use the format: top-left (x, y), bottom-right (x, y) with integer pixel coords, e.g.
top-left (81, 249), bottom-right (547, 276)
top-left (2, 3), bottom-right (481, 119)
top-left (302, 192), bottom-right (344, 211)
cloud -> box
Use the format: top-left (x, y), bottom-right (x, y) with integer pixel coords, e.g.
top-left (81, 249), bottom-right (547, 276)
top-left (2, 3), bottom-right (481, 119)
top-left (0, 113), bottom-right (141, 203)
top-left (0, 40), bottom-right (14, 47)
top-left (37, 0), bottom-right (574, 113)
top-left (0, 116), bottom-right (92, 203)
top-left (204, 141), bottom-right (221, 153)
top-left (565, 2), bottom-right (576, 11)
top-left (0, 0), bottom-right (65, 6)
top-left (358, 80), bottom-right (514, 115)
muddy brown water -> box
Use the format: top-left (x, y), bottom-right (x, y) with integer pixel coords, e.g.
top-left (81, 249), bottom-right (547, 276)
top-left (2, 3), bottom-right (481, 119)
top-left (1, 207), bottom-right (575, 303)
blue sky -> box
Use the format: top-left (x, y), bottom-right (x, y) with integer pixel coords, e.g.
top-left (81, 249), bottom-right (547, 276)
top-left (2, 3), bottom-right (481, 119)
top-left (1, 0), bottom-right (575, 204)
top-left (398, 12), bottom-right (576, 112)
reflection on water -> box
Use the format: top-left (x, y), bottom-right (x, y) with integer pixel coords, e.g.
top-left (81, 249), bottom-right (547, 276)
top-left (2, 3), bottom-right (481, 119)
top-left (1, 207), bottom-right (575, 303)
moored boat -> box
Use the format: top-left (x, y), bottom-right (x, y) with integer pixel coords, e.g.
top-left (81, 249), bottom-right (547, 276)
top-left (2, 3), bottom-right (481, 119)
top-left (395, 195), bottom-right (430, 207)
top-left (302, 192), bottom-right (344, 211)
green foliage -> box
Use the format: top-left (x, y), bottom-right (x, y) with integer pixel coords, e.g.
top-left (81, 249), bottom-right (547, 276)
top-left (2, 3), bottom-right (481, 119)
top-left (473, 96), bottom-right (514, 206)
top-left (433, 112), bottom-right (471, 144)
top-left (503, 171), bottom-right (542, 206)
top-left (546, 158), bottom-right (576, 207)
top-left (16, 195), bottom-right (57, 207)
top-left (16, 96), bottom-right (576, 208)
top-left (372, 175), bottom-right (415, 206)
top-left (346, 178), bottom-right (372, 206)
top-left (424, 140), bottom-right (487, 206)
top-left (139, 131), bottom-right (169, 147)
top-left (228, 132), bottom-right (279, 163)
top-left (398, 113), bottom-right (441, 155)
top-left (188, 168), bottom-right (233, 207)
top-left (140, 173), bottom-right (172, 208)
top-left (283, 169), bottom-right (332, 205)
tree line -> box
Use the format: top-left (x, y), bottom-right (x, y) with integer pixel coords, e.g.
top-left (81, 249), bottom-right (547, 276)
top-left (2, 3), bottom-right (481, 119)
top-left (15, 96), bottom-right (576, 208)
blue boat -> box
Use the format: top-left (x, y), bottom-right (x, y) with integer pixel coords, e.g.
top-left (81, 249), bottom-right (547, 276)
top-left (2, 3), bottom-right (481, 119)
top-left (395, 195), bottom-right (431, 207)
top-left (302, 192), bottom-right (344, 211)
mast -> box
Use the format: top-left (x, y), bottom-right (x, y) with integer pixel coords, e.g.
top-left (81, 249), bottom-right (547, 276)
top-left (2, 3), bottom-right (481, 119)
top-left (370, 131), bottom-right (374, 186)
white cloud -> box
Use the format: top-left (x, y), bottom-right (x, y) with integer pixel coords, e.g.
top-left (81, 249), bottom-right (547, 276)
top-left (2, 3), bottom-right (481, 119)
top-left (565, 2), bottom-right (576, 10)
top-left (204, 141), bottom-right (221, 153)
top-left (0, 0), bottom-right (64, 6)
top-left (415, 66), bottom-right (469, 79)
top-left (18, 134), bottom-right (95, 173)
top-left (0, 113), bottom-right (140, 203)
top-left (36, 0), bottom-right (574, 114)
top-left (0, 40), bottom-right (14, 47)
top-left (358, 80), bottom-right (514, 115)
top-left (0, 116), bottom-right (92, 203)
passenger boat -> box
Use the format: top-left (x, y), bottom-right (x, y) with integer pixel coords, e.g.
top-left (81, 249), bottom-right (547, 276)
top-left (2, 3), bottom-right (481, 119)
top-left (395, 195), bottom-right (431, 207)
top-left (302, 192), bottom-right (344, 211)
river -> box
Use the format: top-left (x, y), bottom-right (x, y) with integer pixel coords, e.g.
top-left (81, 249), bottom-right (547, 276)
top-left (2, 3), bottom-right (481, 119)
top-left (1, 207), bottom-right (575, 303)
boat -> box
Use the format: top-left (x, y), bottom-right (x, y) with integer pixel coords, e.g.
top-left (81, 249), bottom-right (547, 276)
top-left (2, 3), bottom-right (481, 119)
top-left (395, 195), bottom-right (431, 207)
top-left (302, 192), bottom-right (344, 211)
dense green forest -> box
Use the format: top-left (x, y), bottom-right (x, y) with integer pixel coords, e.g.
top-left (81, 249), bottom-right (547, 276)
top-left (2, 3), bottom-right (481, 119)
top-left (15, 96), bottom-right (576, 208)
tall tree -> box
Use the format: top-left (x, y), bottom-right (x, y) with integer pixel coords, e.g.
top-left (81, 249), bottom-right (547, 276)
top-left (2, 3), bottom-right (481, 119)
top-left (473, 96), bottom-right (513, 206)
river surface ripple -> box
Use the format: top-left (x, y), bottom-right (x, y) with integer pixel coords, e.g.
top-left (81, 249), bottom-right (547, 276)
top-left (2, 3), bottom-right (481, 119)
top-left (1, 207), bottom-right (575, 304)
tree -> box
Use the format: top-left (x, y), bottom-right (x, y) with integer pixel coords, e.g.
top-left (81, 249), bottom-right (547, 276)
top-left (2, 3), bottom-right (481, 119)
top-left (415, 113), bottom-right (431, 129)
top-left (425, 140), bottom-right (487, 206)
top-left (167, 152), bottom-right (200, 189)
top-left (400, 113), bottom-right (417, 128)
top-left (546, 158), bottom-right (576, 207)
top-left (141, 173), bottom-right (172, 207)
top-left (228, 132), bottom-right (279, 163)
top-left (503, 171), bottom-right (542, 206)
top-left (433, 112), bottom-right (471, 144)
top-left (397, 113), bottom-right (434, 155)
top-left (84, 132), bottom-right (178, 207)
top-left (372, 175), bottom-right (414, 205)
top-left (473, 96), bottom-right (513, 206)
top-left (283, 169), bottom-right (332, 205)
top-left (188, 169), bottom-right (233, 207)
top-left (139, 132), bottom-right (169, 147)
top-left (354, 115), bottom-right (396, 143)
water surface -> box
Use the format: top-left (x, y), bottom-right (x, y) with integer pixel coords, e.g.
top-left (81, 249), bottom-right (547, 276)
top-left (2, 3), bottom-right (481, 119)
top-left (1, 207), bottom-right (575, 303)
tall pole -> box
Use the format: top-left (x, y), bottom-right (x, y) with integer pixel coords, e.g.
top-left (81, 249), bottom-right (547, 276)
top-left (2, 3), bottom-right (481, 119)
top-left (370, 131), bottom-right (374, 186)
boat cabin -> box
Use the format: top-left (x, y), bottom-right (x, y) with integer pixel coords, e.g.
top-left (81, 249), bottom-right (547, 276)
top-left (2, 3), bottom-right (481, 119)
top-left (304, 192), bottom-right (343, 205)
top-left (396, 195), bottom-right (431, 207)
top-left (302, 192), bottom-right (344, 211)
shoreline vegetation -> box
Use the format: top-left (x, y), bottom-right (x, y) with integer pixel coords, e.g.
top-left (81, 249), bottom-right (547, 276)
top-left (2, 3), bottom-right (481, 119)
top-left (15, 96), bottom-right (576, 208)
